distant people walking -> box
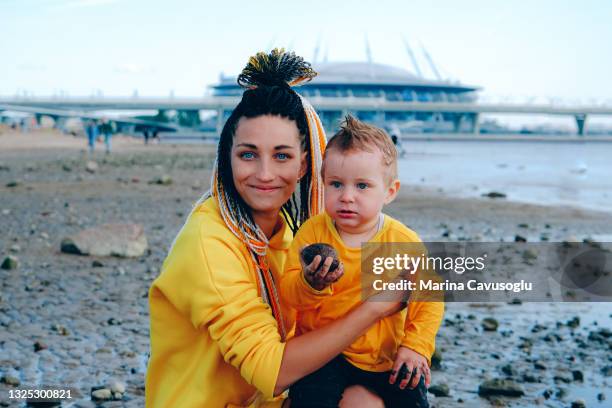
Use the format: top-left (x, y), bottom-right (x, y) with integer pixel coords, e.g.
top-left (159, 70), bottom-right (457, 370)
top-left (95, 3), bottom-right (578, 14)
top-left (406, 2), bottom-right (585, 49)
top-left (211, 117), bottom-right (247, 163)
top-left (85, 119), bottom-right (99, 154)
top-left (100, 119), bottom-right (113, 154)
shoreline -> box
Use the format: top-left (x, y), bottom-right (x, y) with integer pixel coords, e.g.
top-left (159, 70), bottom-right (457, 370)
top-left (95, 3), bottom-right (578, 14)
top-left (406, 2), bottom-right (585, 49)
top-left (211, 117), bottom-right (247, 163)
top-left (1, 127), bottom-right (611, 407)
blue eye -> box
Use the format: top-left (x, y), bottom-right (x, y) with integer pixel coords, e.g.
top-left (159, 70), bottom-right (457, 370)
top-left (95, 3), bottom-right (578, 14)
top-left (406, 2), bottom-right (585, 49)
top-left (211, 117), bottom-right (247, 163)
top-left (357, 183), bottom-right (368, 190)
top-left (276, 153), bottom-right (289, 160)
top-left (331, 181), bottom-right (342, 188)
top-left (240, 152), bottom-right (255, 160)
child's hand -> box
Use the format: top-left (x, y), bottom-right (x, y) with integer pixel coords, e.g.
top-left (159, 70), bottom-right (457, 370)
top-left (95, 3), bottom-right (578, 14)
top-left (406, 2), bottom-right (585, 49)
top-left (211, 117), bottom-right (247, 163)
top-left (389, 346), bottom-right (430, 390)
top-left (301, 253), bottom-right (344, 291)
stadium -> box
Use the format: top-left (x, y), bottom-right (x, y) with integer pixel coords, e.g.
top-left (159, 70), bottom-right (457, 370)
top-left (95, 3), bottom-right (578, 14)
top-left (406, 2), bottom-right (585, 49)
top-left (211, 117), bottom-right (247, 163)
top-left (212, 60), bottom-right (481, 133)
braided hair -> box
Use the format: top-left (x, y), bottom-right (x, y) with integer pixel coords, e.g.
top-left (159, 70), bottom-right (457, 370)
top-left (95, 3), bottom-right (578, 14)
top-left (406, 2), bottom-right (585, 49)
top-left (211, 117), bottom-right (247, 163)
top-left (190, 49), bottom-right (326, 340)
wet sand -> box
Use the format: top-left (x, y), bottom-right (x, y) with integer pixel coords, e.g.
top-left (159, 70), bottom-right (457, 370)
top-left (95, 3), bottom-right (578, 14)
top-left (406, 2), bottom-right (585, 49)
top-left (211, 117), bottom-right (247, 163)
top-left (0, 127), bottom-right (610, 407)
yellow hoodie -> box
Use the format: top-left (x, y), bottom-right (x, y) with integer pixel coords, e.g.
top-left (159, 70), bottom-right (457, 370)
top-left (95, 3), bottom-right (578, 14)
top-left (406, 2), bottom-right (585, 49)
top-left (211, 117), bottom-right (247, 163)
top-left (146, 197), bottom-right (294, 408)
top-left (280, 212), bottom-right (444, 371)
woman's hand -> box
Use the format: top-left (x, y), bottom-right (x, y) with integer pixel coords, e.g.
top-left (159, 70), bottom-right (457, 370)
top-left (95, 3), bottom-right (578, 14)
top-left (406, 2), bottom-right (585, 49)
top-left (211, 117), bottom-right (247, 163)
top-left (362, 264), bottom-right (414, 318)
top-left (389, 346), bottom-right (431, 389)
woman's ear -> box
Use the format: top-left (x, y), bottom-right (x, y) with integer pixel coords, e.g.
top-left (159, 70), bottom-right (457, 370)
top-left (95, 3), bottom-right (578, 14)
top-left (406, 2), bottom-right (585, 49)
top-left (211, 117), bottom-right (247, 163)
top-left (384, 179), bottom-right (401, 205)
top-left (298, 154), bottom-right (308, 180)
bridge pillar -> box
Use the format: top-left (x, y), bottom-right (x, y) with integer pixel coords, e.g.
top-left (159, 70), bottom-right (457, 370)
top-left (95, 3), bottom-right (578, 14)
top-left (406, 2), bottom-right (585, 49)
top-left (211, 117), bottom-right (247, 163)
top-left (452, 114), bottom-right (464, 132)
top-left (471, 113), bottom-right (480, 134)
top-left (53, 116), bottom-right (67, 131)
top-left (177, 110), bottom-right (201, 127)
top-left (575, 114), bottom-right (587, 136)
top-left (216, 108), bottom-right (224, 135)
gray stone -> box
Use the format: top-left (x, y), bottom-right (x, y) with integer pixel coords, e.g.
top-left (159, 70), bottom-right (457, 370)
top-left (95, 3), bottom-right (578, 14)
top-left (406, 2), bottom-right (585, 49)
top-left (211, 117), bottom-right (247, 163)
top-left (9, 244), bottom-right (20, 253)
top-left (571, 400), bottom-right (586, 408)
top-left (61, 223), bottom-right (148, 258)
top-left (91, 388), bottom-right (112, 401)
top-left (567, 316), bottom-right (580, 328)
top-left (109, 380), bottom-right (126, 394)
top-left (85, 161), bottom-right (98, 173)
top-left (482, 191), bottom-right (506, 199)
top-left (149, 175), bottom-right (172, 185)
top-left (572, 370), bottom-right (584, 381)
top-left (428, 383), bottom-right (450, 397)
top-left (431, 348), bottom-right (442, 369)
top-left (34, 340), bottom-right (47, 352)
top-left (0, 375), bottom-right (20, 386)
top-left (478, 378), bottom-right (524, 397)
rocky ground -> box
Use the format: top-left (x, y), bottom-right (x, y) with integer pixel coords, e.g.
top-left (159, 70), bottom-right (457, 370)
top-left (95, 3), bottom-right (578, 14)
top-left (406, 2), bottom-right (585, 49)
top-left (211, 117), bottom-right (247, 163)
top-left (0, 127), bottom-right (611, 407)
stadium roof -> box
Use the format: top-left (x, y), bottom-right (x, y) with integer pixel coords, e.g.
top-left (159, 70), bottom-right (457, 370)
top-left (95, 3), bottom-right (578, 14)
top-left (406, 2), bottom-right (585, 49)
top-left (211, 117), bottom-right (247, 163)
top-left (215, 61), bottom-right (479, 92)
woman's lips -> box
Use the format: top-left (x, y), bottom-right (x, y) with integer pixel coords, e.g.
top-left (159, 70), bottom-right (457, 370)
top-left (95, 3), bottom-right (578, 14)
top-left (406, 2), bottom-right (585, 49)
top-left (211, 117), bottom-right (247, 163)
top-left (251, 185), bottom-right (281, 193)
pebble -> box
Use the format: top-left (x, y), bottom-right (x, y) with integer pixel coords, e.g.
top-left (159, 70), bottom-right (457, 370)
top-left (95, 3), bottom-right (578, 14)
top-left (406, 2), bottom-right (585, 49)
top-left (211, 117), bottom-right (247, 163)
top-left (0, 375), bottom-right (20, 386)
top-left (109, 380), bottom-right (126, 394)
top-left (478, 378), bottom-right (524, 397)
top-left (567, 316), bottom-right (580, 328)
top-left (482, 191), bottom-right (506, 199)
top-left (571, 370), bottom-right (584, 381)
top-left (150, 175), bottom-right (172, 185)
top-left (92, 260), bottom-right (105, 268)
top-left (1, 255), bottom-right (18, 270)
top-left (91, 388), bottom-right (112, 401)
top-left (428, 383), bottom-right (450, 397)
top-left (482, 317), bottom-right (499, 331)
top-left (34, 340), bottom-right (48, 352)
top-left (85, 161), bottom-right (98, 173)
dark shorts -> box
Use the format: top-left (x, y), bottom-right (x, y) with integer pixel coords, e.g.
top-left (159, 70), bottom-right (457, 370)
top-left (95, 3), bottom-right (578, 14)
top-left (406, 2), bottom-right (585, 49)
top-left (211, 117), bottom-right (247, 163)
top-left (289, 355), bottom-right (429, 408)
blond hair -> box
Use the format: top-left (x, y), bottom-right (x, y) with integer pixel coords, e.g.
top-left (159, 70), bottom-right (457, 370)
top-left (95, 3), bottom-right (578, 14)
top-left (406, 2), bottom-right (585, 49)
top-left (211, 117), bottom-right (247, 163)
top-left (323, 115), bottom-right (398, 182)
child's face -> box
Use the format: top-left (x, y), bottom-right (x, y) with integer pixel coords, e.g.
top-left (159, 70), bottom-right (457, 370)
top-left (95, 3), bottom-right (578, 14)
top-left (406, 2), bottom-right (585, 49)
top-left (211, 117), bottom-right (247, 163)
top-left (323, 148), bottom-right (398, 234)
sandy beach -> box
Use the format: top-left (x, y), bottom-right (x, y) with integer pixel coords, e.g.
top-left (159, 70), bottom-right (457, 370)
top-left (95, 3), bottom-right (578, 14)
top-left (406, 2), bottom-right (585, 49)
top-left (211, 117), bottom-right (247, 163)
top-left (1, 126), bottom-right (610, 407)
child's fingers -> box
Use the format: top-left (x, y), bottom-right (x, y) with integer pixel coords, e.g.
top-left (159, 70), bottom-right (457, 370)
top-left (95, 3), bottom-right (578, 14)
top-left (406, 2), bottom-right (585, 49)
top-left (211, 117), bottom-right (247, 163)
top-left (314, 256), bottom-right (333, 281)
top-left (388, 360), bottom-right (404, 385)
top-left (399, 366), bottom-right (416, 390)
top-left (324, 263), bottom-right (344, 283)
top-left (423, 364), bottom-right (431, 388)
top-left (409, 366), bottom-right (422, 389)
top-left (305, 255), bottom-right (322, 275)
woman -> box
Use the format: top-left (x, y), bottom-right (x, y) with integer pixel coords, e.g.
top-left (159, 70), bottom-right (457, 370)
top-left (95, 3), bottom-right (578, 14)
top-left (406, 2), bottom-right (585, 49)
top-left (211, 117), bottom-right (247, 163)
top-left (146, 49), bottom-right (407, 407)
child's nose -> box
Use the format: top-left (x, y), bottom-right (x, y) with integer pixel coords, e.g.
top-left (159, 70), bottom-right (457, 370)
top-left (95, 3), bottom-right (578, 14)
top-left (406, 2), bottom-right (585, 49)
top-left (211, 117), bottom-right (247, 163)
top-left (340, 188), bottom-right (355, 202)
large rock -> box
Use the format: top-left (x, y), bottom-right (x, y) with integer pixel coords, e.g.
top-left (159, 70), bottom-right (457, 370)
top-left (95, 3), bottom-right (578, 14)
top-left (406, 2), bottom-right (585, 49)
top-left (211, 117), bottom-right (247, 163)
top-left (478, 378), bottom-right (525, 397)
top-left (61, 223), bottom-right (148, 258)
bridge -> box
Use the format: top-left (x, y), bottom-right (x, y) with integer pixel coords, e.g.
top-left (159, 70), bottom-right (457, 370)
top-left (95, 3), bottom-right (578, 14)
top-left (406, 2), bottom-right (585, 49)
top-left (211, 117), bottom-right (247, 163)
top-left (2, 96), bottom-right (612, 136)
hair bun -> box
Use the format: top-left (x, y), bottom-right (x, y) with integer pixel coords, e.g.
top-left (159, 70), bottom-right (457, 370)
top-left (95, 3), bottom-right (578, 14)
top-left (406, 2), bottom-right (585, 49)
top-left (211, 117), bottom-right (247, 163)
top-left (237, 48), bottom-right (317, 89)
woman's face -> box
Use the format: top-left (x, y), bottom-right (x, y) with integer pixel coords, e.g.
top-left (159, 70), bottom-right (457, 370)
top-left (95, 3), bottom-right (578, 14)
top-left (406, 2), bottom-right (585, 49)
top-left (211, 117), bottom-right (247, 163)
top-left (231, 114), bottom-right (306, 221)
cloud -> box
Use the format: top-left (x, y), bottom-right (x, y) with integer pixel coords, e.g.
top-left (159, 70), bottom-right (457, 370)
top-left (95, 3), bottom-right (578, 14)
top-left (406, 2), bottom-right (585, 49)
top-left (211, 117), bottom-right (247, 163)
top-left (59, 0), bottom-right (121, 8)
top-left (17, 63), bottom-right (47, 72)
top-left (114, 63), bottom-right (155, 75)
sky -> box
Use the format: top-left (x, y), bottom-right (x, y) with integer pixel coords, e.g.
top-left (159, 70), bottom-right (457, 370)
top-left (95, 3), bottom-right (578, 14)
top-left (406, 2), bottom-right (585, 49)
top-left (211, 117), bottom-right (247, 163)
top-left (1, 0), bottom-right (612, 106)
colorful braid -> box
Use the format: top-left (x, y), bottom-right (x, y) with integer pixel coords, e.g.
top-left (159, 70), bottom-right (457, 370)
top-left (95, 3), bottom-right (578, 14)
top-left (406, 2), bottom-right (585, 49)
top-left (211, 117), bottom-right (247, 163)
top-left (179, 50), bottom-right (327, 341)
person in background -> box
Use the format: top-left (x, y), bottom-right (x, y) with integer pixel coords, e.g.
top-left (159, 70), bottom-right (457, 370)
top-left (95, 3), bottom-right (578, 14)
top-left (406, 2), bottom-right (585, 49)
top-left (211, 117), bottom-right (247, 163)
top-left (100, 118), bottom-right (113, 154)
top-left (85, 119), bottom-right (98, 154)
